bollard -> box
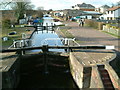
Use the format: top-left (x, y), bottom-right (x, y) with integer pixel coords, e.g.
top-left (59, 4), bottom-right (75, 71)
top-left (42, 45), bottom-right (48, 52)
top-left (42, 45), bottom-right (49, 74)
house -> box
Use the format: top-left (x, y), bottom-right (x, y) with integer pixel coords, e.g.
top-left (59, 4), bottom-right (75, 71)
top-left (100, 6), bottom-right (120, 20)
top-left (72, 3), bottom-right (95, 11)
top-left (82, 11), bottom-right (102, 19)
top-left (95, 5), bottom-right (110, 13)
top-left (53, 9), bottom-right (83, 20)
top-left (53, 10), bottom-right (64, 17)
top-left (67, 9), bottom-right (83, 17)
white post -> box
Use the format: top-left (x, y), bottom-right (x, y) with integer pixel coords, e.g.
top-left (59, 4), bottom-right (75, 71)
top-left (64, 38), bottom-right (68, 45)
top-left (13, 41), bottom-right (16, 48)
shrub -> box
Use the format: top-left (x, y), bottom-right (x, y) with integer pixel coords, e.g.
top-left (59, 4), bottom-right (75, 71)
top-left (2, 19), bottom-right (11, 28)
top-left (106, 24), bottom-right (111, 28)
top-left (85, 19), bottom-right (104, 30)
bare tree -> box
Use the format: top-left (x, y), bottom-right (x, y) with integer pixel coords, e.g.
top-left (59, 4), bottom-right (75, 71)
top-left (12, 2), bottom-right (34, 21)
top-left (0, 1), bottom-right (34, 22)
top-left (37, 6), bottom-right (44, 10)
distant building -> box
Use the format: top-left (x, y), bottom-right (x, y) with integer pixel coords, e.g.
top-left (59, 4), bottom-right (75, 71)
top-left (67, 10), bottom-right (83, 17)
top-left (82, 11), bottom-right (102, 19)
top-left (53, 10), bottom-right (64, 17)
top-left (53, 9), bottom-right (102, 20)
top-left (100, 6), bottom-right (120, 20)
top-left (72, 3), bottom-right (95, 11)
top-left (95, 5), bottom-right (110, 13)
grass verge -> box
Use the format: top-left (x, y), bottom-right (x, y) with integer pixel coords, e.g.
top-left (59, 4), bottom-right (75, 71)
top-left (2, 27), bottom-right (32, 48)
top-left (59, 29), bottom-right (84, 44)
top-left (102, 31), bottom-right (120, 38)
top-left (60, 29), bottom-right (74, 38)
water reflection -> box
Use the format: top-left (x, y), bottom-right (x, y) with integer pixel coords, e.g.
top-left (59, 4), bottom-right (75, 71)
top-left (28, 30), bottom-right (64, 53)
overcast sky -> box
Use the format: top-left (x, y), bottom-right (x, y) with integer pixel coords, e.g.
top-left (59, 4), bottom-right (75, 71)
top-left (31, 0), bottom-right (120, 10)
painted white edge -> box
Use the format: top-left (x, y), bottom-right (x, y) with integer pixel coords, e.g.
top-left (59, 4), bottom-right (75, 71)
top-left (106, 46), bottom-right (115, 49)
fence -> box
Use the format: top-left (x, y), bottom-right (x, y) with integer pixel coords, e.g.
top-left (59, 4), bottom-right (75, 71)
top-left (103, 25), bottom-right (120, 36)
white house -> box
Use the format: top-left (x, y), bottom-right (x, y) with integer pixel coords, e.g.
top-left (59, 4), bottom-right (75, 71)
top-left (95, 5), bottom-right (110, 13)
top-left (81, 11), bottom-right (102, 19)
top-left (100, 6), bottom-right (120, 20)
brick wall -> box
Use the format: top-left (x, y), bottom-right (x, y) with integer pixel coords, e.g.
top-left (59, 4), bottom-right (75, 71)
top-left (90, 66), bottom-right (104, 88)
top-left (105, 62), bottom-right (120, 89)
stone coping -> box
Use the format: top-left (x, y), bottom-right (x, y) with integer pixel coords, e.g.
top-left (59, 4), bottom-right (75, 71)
top-left (71, 49), bottom-right (116, 66)
top-left (0, 52), bottom-right (18, 72)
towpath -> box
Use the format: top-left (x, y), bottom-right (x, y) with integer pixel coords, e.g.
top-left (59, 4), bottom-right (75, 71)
top-left (63, 21), bottom-right (120, 51)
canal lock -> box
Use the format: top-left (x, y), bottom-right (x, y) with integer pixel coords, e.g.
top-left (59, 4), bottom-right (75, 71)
top-left (17, 52), bottom-right (79, 89)
top-left (16, 24), bottom-right (79, 89)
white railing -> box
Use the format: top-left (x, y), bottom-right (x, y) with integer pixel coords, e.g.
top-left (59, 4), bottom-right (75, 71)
top-left (56, 27), bottom-right (60, 30)
top-left (8, 39), bottom-right (31, 49)
top-left (103, 25), bottom-right (119, 36)
top-left (40, 38), bottom-right (80, 46)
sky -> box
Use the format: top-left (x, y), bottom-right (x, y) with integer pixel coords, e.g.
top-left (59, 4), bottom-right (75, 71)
top-left (31, 0), bottom-right (120, 10)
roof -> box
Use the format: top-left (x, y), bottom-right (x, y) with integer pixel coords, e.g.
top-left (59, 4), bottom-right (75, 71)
top-left (101, 5), bottom-right (110, 8)
top-left (83, 11), bottom-right (102, 15)
top-left (107, 6), bottom-right (120, 11)
top-left (76, 3), bottom-right (95, 8)
top-left (80, 9), bottom-right (95, 11)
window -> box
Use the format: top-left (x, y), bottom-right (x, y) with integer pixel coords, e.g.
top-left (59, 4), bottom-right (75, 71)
top-left (111, 11), bottom-right (113, 14)
top-left (110, 17), bottom-right (112, 20)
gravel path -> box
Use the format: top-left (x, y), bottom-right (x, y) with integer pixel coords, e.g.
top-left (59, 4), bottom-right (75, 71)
top-left (63, 21), bottom-right (120, 51)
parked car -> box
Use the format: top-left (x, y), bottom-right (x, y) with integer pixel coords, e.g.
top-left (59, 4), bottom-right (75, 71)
top-left (70, 17), bottom-right (77, 21)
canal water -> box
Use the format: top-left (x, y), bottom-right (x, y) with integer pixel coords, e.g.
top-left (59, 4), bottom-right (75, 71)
top-left (27, 30), bottom-right (64, 53)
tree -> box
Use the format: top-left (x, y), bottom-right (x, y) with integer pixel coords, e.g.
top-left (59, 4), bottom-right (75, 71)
top-left (36, 7), bottom-right (44, 17)
top-left (0, 1), bottom-right (34, 22)
top-left (12, 2), bottom-right (34, 21)
top-left (37, 6), bottom-right (44, 10)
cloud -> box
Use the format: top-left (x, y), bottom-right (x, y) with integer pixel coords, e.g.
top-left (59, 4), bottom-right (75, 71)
top-left (32, 0), bottom-right (74, 10)
top-left (31, 0), bottom-right (120, 10)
